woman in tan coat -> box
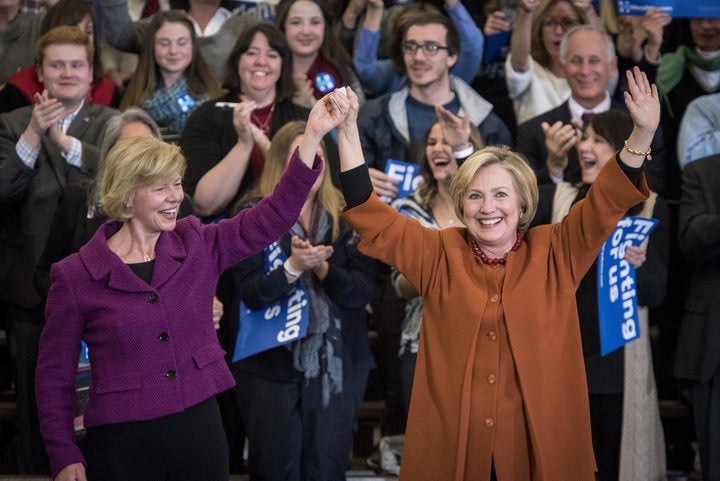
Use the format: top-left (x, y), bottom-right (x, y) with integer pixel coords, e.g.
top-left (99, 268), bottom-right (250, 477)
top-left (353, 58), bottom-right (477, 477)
top-left (311, 67), bottom-right (659, 481)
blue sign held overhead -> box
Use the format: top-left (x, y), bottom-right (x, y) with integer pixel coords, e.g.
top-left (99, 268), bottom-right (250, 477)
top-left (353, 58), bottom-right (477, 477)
top-left (616, 0), bottom-right (720, 17)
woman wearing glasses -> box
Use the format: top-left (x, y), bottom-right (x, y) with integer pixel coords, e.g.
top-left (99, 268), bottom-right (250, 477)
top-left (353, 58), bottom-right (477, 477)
top-left (505, 0), bottom-right (605, 124)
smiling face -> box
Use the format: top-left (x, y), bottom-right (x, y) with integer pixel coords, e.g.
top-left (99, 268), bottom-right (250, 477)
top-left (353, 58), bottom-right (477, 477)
top-left (425, 122), bottom-right (459, 184)
top-left (577, 124), bottom-right (614, 184)
top-left (283, 0), bottom-right (324, 60)
top-left (462, 164), bottom-right (521, 257)
top-left (690, 17), bottom-right (720, 52)
top-left (154, 21), bottom-right (193, 84)
top-left (403, 23), bottom-right (457, 90)
top-left (238, 31), bottom-right (282, 100)
top-left (564, 29), bottom-right (616, 109)
top-left (129, 173), bottom-right (184, 234)
top-left (36, 43), bottom-right (92, 110)
top-left (541, 1), bottom-right (581, 64)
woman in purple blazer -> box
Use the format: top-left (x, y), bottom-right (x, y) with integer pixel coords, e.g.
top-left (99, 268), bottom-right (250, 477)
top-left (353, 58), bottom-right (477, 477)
top-left (34, 90), bottom-right (352, 481)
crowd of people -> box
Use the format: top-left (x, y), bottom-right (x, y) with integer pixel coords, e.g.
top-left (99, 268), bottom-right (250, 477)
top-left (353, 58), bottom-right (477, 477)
top-left (1, 0), bottom-right (719, 479)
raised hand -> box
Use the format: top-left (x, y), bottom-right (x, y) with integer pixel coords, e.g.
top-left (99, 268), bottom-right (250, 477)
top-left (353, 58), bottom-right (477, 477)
top-left (620, 67), bottom-right (659, 168)
top-left (624, 67), bottom-right (659, 135)
top-left (297, 88), bottom-right (352, 168)
top-left (518, 0), bottom-right (540, 14)
top-left (436, 104), bottom-right (471, 152)
top-left (306, 87), bottom-right (351, 140)
top-left (484, 10), bottom-right (513, 36)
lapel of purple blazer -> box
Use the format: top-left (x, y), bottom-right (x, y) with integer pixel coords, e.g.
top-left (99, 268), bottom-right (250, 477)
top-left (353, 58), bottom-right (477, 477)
top-left (79, 220), bottom-right (188, 292)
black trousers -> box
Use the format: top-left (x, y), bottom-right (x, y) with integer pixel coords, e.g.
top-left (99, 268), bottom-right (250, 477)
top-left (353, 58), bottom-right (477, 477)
top-left (84, 397), bottom-right (228, 481)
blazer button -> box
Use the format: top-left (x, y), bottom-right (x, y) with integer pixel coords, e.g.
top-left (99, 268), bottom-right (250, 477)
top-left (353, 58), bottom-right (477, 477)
top-left (149, 293), bottom-right (159, 304)
top-left (165, 370), bottom-right (177, 380)
top-left (485, 418), bottom-right (495, 428)
top-left (158, 332), bottom-right (169, 342)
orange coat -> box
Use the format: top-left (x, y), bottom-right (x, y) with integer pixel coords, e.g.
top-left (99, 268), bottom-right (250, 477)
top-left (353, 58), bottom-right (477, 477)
top-left (342, 157), bottom-right (649, 481)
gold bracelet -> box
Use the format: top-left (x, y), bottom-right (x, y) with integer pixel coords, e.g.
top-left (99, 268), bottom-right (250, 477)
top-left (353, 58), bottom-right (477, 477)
top-left (623, 139), bottom-right (652, 160)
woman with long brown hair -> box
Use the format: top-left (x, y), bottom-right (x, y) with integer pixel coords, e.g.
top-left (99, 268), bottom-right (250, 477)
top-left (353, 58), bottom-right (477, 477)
top-left (119, 10), bottom-right (221, 140)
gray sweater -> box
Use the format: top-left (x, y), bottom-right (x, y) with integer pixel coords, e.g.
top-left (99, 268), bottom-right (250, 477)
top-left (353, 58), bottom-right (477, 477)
top-left (0, 11), bottom-right (44, 85)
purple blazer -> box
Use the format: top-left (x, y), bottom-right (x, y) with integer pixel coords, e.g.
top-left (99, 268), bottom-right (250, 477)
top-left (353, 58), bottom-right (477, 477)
top-left (35, 152), bottom-right (322, 477)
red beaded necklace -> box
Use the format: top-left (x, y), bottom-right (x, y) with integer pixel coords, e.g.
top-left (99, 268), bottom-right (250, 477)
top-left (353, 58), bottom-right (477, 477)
top-left (471, 233), bottom-right (523, 265)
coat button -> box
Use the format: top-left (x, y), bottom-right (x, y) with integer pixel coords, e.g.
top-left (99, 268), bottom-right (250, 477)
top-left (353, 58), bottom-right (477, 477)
top-left (158, 332), bottom-right (169, 342)
top-left (487, 331), bottom-right (498, 341)
top-left (490, 294), bottom-right (499, 302)
top-left (485, 418), bottom-right (495, 428)
top-left (487, 374), bottom-right (496, 384)
top-left (165, 370), bottom-right (177, 380)
top-left (149, 293), bottom-right (159, 304)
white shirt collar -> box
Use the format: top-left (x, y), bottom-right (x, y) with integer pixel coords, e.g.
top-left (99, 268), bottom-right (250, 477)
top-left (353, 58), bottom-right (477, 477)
top-left (568, 93), bottom-right (612, 123)
top-left (191, 7), bottom-right (231, 38)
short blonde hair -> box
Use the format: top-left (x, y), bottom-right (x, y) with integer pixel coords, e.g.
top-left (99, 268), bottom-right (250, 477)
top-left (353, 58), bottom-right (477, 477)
top-left (450, 146), bottom-right (538, 233)
top-left (100, 136), bottom-right (186, 222)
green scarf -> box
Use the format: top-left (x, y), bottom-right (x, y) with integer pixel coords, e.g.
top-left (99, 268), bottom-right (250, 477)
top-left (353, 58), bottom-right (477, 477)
top-left (656, 46), bottom-right (720, 118)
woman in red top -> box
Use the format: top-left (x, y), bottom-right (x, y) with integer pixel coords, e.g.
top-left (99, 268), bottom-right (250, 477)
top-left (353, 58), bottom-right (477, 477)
top-left (274, 0), bottom-right (364, 108)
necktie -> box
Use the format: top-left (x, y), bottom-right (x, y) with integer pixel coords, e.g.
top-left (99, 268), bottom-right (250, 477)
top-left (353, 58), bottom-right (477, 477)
top-left (581, 111), bottom-right (594, 126)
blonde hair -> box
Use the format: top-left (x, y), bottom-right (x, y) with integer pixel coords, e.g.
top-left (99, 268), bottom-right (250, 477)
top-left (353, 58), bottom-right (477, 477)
top-left (450, 146), bottom-right (538, 233)
top-left (100, 136), bottom-right (186, 222)
top-left (256, 121), bottom-right (344, 242)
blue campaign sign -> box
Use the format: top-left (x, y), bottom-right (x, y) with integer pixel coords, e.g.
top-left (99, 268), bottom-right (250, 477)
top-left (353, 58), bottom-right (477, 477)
top-left (597, 216), bottom-right (658, 356)
top-left (616, 0), bottom-right (720, 17)
top-left (233, 242), bottom-right (309, 362)
top-left (382, 159), bottom-right (423, 203)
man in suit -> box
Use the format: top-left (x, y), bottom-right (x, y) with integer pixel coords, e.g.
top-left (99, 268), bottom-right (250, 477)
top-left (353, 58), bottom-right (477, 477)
top-left (674, 153), bottom-right (720, 481)
top-left (0, 25), bottom-right (117, 473)
top-left (515, 24), bottom-right (665, 194)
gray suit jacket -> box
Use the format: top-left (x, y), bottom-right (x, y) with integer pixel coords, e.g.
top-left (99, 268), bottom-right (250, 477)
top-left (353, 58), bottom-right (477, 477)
top-left (0, 103), bottom-right (118, 309)
top-left (674, 154), bottom-right (720, 383)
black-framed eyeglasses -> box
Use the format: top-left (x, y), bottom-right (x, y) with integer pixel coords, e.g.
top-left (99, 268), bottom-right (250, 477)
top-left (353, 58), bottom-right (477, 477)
top-left (540, 17), bottom-right (580, 31)
top-left (402, 42), bottom-right (450, 56)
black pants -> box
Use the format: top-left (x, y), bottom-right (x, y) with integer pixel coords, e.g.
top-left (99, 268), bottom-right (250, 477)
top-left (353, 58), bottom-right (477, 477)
top-left (84, 397), bottom-right (228, 481)
top-left (2, 302), bottom-right (49, 474)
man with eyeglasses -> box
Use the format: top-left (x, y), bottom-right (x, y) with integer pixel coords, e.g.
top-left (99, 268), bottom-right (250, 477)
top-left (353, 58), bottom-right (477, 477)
top-left (515, 24), bottom-right (665, 194)
top-left (357, 8), bottom-right (511, 202)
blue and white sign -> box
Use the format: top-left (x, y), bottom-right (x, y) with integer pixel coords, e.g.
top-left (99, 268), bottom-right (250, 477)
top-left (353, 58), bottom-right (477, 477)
top-left (381, 159), bottom-right (422, 203)
top-left (616, 0), bottom-right (720, 17)
top-left (233, 242), bottom-right (309, 362)
top-left (597, 216), bottom-right (658, 356)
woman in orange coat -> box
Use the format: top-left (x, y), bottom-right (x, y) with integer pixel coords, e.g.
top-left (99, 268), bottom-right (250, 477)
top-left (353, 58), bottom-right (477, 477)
top-left (315, 66), bottom-right (659, 481)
